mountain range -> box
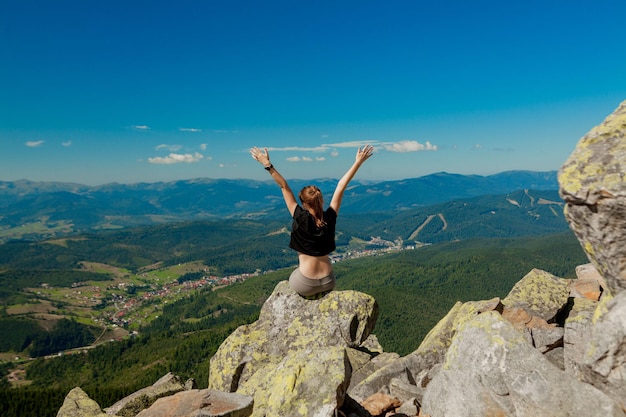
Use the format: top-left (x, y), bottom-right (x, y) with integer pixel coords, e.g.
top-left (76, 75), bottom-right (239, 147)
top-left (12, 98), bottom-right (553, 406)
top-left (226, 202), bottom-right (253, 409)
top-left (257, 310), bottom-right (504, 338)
top-left (0, 170), bottom-right (558, 242)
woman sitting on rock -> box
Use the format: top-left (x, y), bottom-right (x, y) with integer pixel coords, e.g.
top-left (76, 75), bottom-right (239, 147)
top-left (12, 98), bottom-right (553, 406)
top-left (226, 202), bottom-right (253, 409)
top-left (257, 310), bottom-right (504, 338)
top-left (250, 145), bottom-right (374, 297)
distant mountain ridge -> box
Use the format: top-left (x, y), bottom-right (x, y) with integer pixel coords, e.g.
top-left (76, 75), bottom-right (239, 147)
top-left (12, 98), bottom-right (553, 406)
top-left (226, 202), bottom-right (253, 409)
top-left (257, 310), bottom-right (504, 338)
top-left (0, 171), bottom-right (558, 242)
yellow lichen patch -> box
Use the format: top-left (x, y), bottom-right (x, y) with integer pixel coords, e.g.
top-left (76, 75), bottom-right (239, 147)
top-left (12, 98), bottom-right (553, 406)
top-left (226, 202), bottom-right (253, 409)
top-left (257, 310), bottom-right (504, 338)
top-left (417, 301), bottom-right (463, 353)
top-left (241, 347), bottom-right (347, 417)
top-left (442, 312), bottom-right (525, 370)
top-left (584, 241), bottom-right (596, 257)
top-left (565, 298), bottom-right (596, 324)
top-left (592, 292), bottom-right (614, 325)
top-left (418, 299), bottom-right (502, 357)
top-left (559, 101), bottom-right (626, 197)
top-left (502, 269), bottom-right (570, 320)
top-left (208, 325), bottom-right (271, 390)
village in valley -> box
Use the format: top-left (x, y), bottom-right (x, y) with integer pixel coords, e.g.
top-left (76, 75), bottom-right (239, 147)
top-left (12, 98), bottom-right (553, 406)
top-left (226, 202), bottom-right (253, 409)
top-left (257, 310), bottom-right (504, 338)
top-left (26, 237), bottom-right (418, 343)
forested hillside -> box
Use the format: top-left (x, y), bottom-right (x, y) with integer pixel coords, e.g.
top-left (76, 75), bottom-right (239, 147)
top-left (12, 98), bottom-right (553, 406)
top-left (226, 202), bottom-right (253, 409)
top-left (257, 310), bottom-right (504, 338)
top-left (0, 185), bottom-right (585, 417)
top-left (0, 232), bottom-right (587, 417)
top-left (0, 189), bottom-right (571, 361)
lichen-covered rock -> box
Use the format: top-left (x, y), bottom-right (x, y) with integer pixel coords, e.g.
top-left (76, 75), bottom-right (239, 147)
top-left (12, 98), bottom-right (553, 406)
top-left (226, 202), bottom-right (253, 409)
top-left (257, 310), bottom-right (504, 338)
top-left (208, 281), bottom-right (378, 393)
top-left (105, 372), bottom-right (186, 416)
top-left (135, 389), bottom-right (253, 417)
top-left (238, 346), bottom-right (349, 417)
top-left (576, 263), bottom-right (610, 299)
top-left (564, 297), bottom-right (597, 378)
top-left (57, 387), bottom-right (109, 417)
top-left (570, 278), bottom-right (602, 301)
top-left (348, 297), bottom-right (502, 403)
top-left (346, 348), bottom-right (399, 391)
top-left (579, 290), bottom-right (626, 410)
top-left (502, 268), bottom-right (570, 321)
top-left (421, 312), bottom-right (626, 417)
top-left (558, 100), bottom-right (626, 294)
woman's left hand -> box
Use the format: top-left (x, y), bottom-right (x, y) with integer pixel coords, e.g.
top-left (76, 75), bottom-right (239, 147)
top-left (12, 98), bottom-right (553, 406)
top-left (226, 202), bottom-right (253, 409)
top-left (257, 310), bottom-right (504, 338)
top-left (356, 144), bottom-right (375, 164)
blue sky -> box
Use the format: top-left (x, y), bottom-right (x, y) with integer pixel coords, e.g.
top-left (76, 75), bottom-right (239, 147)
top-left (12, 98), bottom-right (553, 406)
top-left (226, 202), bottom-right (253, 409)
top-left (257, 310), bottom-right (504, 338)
top-left (1, 0), bottom-right (625, 185)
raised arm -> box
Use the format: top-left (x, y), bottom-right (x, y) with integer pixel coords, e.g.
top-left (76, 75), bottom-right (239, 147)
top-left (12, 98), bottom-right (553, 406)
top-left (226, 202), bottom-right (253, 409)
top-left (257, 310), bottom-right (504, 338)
top-left (330, 145), bottom-right (374, 215)
top-left (250, 147), bottom-right (298, 216)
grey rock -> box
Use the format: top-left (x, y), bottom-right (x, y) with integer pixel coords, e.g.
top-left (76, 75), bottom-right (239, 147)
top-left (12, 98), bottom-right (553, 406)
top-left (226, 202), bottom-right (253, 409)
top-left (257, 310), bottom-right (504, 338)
top-left (421, 311), bottom-right (625, 417)
top-left (543, 346), bottom-right (565, 371)
top-left (135, 389), bottom-right (253, 417)
top-left (238, 346), bottom-right (350, 417)
top-left (208, 281), bottom-right (378, 392)
top-left (530, 326), bottom-right (564, 353)
top-left (396, 397), bottom-right (419, 416)
top-left (502, 268), bottom-right (571, 322)
top-left (563, 297), bottom-right (597, 377)
top-left (106, 373), bottom-right (186, 417)
top-left (349, 298), bottom-right (501, 403)
top-left (576, 263), bottom-right (610, 299)
top-left (559, 99), bottom-right (626, 294)
top-left (579, 290), bottom-right (626, 410)
top-left (57, 387), bottom-right (108, 417)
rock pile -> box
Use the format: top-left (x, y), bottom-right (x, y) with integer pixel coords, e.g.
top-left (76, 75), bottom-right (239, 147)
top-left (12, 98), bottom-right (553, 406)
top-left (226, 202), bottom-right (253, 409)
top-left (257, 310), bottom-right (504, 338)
top-left (57, 101), bottom-right (626, 416)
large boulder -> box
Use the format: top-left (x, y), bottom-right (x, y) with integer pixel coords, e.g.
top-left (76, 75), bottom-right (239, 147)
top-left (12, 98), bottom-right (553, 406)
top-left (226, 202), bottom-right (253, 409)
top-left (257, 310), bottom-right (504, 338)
top-left (502, 268), bottom-right (571, 322)
top-left (563, 297), bottom-right (597, 378)
top-left (558, 100), bottom-right (626, 294)
top-left (135, 389), bottom-right (253, 417)
top-left (238, 346), bottom-right (349, 417)
top-left (105, 372), bottom-right (186, 416)
top-left (57, 387), bottom-right (108, 417)
top-left (208, 281), bottom-right (378, 416)
top-left (421, 311), bottom-right (626, 417)
top-left (348, 297), bottom-right (503, 403)
top-left (579, 290), bottom-right (626, 410)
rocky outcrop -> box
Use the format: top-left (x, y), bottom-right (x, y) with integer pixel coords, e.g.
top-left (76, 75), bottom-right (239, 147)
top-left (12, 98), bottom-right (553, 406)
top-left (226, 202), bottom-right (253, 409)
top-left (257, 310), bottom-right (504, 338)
top-left (422, 311), bottom-right (624, 417)
top-left (57, 387), bottom-right (108, 417)
top-left (208, 280), bottom-right (379, 417)
top-left (578, 290), bottom-right (626, 409)
top-left (57, 100), bottom-right (626, 417)
top-left (559, 99), bottom-right (626, 295)
top-left (135, 389), bottom-right (253, 417)
top-left (104, 373), bottom-right (187, 417)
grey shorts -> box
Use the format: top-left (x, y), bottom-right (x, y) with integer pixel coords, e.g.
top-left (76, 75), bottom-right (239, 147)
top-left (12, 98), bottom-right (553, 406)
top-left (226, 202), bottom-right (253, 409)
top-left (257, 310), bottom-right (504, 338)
top-left (289, 268), bottom-right (336, 297)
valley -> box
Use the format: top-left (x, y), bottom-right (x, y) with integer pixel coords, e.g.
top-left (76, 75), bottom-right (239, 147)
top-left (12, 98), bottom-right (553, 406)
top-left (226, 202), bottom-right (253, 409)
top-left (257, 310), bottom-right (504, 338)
top-left (0, 177), bottom-right (586, 417)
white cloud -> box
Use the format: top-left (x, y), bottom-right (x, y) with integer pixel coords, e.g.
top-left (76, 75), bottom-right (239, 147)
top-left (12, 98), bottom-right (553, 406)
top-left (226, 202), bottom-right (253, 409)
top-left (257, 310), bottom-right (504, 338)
top-left (62, 141), bottom-right (72, 147)
top-left (285, 155), bottom-right (326, 163)
top-left (148, 152), bottom-right (204, 164)
top-left (473, 144), bottom-right (483, 150)
top-left (212, 129), bottom-right (236, 134)
top-left (133, 125), bottom-right (151, 130)
top-left (382, 140), bottom-right (438, 153)
top-left (322, 140), bottom-right (378, 148)
top-left (180, 128), bottom-right (202, 132)
top-left (26, 140), bottom-right (44, 147)
top-left (156, 144), bottom-right (183, 152)
top-left (330, 150), bottom-right (339, 157)
top-left (199, 143), bottom-right (207, 151)
top-left (268, 146), bottom-right (329, 152)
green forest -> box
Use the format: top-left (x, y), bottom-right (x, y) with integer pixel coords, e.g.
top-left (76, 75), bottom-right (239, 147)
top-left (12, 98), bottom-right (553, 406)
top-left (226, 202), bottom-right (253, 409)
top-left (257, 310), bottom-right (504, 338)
top-left (0, 188), bottom-right (586, 417)
top-left (0, 231), bottom-right (587, 417)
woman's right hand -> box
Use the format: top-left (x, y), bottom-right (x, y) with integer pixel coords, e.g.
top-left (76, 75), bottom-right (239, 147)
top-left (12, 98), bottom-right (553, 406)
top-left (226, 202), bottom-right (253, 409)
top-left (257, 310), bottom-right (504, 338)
top-left (250, 147), bottom-right (271, 167)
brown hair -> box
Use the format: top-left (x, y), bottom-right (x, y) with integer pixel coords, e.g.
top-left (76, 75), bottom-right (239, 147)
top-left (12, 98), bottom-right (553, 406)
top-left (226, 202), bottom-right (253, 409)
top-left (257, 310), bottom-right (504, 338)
top-left (299, 185), bottom-right (326, 228)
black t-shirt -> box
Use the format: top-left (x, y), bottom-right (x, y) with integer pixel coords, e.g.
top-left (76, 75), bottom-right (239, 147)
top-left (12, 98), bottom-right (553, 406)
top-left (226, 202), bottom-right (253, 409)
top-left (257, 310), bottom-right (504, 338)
top-left (289, 205), bottom-right (337, 256)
